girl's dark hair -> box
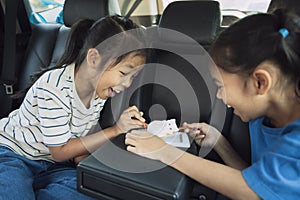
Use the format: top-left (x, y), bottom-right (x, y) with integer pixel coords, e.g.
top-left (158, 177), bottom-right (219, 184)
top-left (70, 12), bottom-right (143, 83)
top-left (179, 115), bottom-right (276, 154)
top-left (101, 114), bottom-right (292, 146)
top-left (14, 15), bottom-right (147, 99)
top-left (209, 9), bottom-right (300, 96)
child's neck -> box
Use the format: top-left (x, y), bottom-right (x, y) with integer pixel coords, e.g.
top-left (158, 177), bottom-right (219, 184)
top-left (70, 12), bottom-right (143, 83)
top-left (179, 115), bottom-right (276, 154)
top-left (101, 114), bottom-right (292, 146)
top-left (267, 98), bottom-right (300, 128)
top-left (74, 66), bottom-right (95, 109)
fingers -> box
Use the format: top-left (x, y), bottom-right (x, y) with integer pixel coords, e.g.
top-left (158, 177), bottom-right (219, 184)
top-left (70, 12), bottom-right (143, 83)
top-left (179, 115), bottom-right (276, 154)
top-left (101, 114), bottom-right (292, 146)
top-left (126, 129), bottom-right (153, 139)
top-left (181, 122), bottom-right (209, 133)
top-left (130, 110), bottom-right (145, 122)
top-left (117, 106), bottom-right (147, 132)
top-left (182, 122), bottom-right (203, 129)
top-left (125, 105), bottom-right (146, 123)
top-left (195, 134), bottom-right (206, 141)
top-left (125, 137), bottom-right (136, 146)
top-left (126, 145), bottom-right (137, 153)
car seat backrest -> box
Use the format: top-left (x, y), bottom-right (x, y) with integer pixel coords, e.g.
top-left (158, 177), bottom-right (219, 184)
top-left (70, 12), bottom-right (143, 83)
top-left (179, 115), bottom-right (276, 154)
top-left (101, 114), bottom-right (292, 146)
top-left (18, 0), bottom-right (110, 92)
top-left (148, 2), bottom-right (251, 164)
top-left (101, 1), bottom-right (224, 128)
top-left (150, 0), bottom-right (223, 126)
top-left (99, 1), bottom-right (224, 129)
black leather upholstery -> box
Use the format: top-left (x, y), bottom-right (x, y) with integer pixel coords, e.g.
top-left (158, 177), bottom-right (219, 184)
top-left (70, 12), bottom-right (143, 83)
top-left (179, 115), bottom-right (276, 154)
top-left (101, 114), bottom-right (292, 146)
top-left (159, 1), bottom-right (221, 47)
top-left (63, 0), bottom-right (109, 27)
top-left (18, 24), bottom-right (66, 90)
top-left (151, 1), bottom-right (250, 200)
top-left (95, 1), bottom-right (248, 199)
top-left (99, 1), bottom-right (223, 129)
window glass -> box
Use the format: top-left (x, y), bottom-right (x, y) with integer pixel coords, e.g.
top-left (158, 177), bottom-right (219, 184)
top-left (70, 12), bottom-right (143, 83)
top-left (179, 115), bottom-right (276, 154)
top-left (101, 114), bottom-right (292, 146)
top-left (28, 0), bottom-right (65, 24)
top-left (29, 0), bottom-right (64, 12)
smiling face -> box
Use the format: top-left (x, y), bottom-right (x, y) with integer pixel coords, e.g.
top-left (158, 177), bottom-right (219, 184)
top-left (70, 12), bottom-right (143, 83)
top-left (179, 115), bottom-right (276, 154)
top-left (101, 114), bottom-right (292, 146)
top-left (96, 52), bottom-right (146, 99)
top-left (212, 68), bottom-right (267, 122)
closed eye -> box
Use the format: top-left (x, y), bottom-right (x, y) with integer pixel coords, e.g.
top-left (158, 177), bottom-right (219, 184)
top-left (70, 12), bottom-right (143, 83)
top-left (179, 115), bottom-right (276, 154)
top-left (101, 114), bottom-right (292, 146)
top-left (119, 71), bottom-right (127, 76)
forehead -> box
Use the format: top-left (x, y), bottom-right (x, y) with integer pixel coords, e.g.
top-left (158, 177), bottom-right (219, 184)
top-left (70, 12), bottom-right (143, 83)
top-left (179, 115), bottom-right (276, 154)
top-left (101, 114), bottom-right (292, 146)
top-left (107, 52), bottom-right (145, 72)
top-left (125, 52), bottom-right (146, 62)
top-left (210, 66), bottom-right (224, 84)
top-left (120, 52), bottom-right (146, 67)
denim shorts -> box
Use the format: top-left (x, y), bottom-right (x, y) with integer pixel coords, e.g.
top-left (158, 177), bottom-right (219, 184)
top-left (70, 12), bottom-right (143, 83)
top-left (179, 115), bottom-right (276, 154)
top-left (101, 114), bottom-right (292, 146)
top-left (0, 146), bottom-right (95, 200)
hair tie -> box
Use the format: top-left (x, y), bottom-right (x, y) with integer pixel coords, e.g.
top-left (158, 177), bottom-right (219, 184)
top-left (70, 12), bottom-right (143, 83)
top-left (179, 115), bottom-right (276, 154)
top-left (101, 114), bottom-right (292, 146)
top-left (279, 28), bottom-right (289, 38)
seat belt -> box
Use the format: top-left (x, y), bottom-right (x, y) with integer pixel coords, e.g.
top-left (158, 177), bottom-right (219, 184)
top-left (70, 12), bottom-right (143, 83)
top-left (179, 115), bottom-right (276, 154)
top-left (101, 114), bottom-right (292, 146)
top-left (123, 0), bottom-right (143, 20)
top-left (1, 0), bottom-right (18, 95)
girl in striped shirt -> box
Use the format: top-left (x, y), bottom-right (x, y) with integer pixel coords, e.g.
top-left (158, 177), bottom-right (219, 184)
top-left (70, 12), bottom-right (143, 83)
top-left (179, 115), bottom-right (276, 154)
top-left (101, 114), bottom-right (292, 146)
top-left (0, 15), bottom-right (147, 200)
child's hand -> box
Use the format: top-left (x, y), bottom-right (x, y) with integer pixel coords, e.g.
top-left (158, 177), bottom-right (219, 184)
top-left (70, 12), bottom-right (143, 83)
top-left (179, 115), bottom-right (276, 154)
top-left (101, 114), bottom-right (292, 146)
top-left (181, 122), bottom-right (221, 157)
top-left (125, 129), bottom-right (183, 165)
top-left (125, 129), bottom-right (167, 160)
top-left (116, 105), bottom-right (146, 133)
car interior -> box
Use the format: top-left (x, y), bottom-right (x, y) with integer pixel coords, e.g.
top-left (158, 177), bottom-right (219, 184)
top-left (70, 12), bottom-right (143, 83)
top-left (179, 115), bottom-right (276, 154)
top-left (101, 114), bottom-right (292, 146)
top-left (0, 0), bottom-right (298, 199)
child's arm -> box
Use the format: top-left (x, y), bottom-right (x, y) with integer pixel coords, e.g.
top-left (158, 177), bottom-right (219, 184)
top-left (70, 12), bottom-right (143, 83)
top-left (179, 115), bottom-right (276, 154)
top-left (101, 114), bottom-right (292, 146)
top-left (48, 105), bottom-right (145, 162)
top-left (169, 148), bottom-right (260, 200)
top-left (49, 125), bottom-right (120, 162)
top-left (183, 122), bottom-right (249, 170)
top-left (73, 154), bottom-right (90, 165)
top-left (214, 135), bottom-right (249, 170)
top-left (125, 130), bottom-right (260, 200)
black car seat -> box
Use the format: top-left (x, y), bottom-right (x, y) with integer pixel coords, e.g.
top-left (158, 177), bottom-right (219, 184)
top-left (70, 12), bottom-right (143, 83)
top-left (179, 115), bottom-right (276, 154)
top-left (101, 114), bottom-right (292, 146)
top-left (100, 0), bottom-right (222, 128)
top-left (136, 1), bottom-right (249, 200)
top-left (158, 0), bottom-right (221, 50)
top-left (0, 0), bottom-right (111, 118)
top-left (85, 2), bottom-right (228, 199)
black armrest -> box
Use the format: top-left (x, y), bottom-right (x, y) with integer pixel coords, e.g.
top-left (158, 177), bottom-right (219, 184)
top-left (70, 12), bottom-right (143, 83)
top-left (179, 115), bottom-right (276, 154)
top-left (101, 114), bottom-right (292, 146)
top-left (77, 134), bottom-right (197, 200)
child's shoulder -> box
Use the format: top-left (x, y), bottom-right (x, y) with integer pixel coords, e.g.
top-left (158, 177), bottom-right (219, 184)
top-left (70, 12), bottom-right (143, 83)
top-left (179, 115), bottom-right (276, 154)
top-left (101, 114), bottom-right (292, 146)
top-left (37, 65), bottom-right (74, 87)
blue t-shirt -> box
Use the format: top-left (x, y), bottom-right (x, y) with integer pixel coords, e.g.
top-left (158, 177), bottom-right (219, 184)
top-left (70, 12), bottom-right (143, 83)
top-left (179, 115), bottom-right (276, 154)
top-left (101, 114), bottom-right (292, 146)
top-left (242, 117), bottom-right (300, 200)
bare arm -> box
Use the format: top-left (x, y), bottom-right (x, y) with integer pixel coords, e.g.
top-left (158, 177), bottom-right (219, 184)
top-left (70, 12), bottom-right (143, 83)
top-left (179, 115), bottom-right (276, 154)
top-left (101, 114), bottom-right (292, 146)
top-left (168, 147), bottom-right (259, 200)
top-left (49, 105), bottom-right (145, 162)
top-left (49, 125), bottom-right (120, 162)
top-left (214, 135), bottom-right (249, 170)
top-left (183, 123), bottom-right (249, 170)
top-left (126, 130), bottom-right (260, 200)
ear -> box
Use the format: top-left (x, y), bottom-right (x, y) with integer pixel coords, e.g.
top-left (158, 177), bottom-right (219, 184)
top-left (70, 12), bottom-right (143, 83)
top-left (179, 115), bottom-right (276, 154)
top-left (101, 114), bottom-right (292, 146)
top-left (86, 48), bottom-right (101, 67)
top-left (252, 68), bottom-right (272, 95)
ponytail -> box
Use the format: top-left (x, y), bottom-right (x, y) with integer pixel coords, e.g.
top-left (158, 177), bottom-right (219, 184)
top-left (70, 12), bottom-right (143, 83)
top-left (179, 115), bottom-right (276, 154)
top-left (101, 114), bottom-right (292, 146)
top-left (57, 18), bottom-right (95, 66)
top-left (272, 9), bottom-right (300, 96)
top-left (210, 9), bottom-right (300, 97)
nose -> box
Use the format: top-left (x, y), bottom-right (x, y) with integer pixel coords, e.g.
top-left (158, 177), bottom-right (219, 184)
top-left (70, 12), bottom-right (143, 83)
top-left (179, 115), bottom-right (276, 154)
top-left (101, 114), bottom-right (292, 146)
top-left (216, 89), bottom-right (226, 104)
top-left (122, 77), bottom-right (133, 88)
top-left (216, 89), bottom-right (222, 100)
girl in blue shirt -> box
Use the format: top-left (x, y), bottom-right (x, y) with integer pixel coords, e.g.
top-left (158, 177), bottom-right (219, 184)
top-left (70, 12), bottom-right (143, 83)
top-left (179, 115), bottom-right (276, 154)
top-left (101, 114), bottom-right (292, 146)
top-left (125, 9), bottom-right (300, 200)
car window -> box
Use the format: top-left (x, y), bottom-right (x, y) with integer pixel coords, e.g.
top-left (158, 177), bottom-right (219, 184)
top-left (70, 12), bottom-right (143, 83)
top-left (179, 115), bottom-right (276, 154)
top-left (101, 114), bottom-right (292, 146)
top-left (28, 0), bottom-right (65, 24)
top-left (26, 0), bottom-right (272, 26)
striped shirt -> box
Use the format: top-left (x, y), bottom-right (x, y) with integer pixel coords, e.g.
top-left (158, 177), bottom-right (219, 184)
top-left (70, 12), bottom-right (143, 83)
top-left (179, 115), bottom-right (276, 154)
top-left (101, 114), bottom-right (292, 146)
top-left (0, 64), bottom-right (106, 161)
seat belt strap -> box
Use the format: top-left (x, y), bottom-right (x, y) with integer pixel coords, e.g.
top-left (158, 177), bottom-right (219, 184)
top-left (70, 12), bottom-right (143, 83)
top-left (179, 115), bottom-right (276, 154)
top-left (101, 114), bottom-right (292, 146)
top-left (1, 0), bottom-right (18, 95)
top-left (124, 0), bottom-right (143, 20)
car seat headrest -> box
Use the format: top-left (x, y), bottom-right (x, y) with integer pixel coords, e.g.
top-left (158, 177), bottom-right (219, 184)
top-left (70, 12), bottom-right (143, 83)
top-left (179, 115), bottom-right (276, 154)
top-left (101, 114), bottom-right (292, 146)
top-left (158, 1), bottom-right (221, 45)
top-left (63, 0), bottom-right (109, 27)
